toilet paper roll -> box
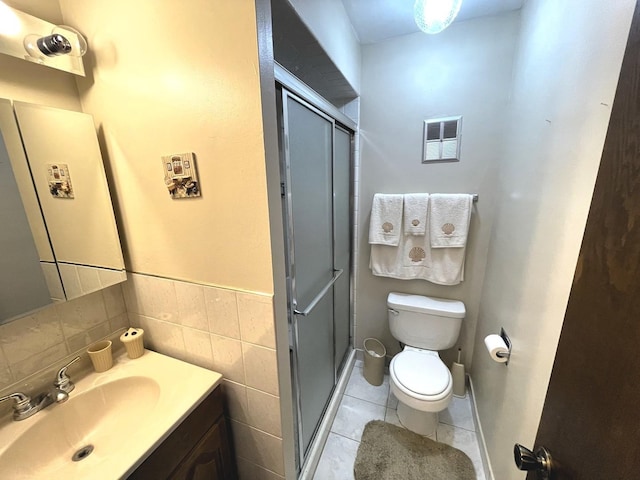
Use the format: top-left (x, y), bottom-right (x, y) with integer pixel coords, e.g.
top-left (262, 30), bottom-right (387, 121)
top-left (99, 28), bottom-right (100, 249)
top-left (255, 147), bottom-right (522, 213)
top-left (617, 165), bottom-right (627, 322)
top-left (484, 334), bottom-right (509, 363)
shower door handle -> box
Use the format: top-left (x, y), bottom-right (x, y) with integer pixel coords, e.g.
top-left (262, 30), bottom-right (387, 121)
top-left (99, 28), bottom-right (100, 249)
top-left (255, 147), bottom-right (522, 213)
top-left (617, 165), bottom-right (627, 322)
top-left (293, 269), bottom-right (343, 317)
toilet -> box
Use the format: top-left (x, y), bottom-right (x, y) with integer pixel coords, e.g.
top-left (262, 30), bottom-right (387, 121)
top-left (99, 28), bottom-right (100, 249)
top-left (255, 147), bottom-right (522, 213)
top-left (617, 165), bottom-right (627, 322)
top-left (387, 292), bottom-right (465, 436)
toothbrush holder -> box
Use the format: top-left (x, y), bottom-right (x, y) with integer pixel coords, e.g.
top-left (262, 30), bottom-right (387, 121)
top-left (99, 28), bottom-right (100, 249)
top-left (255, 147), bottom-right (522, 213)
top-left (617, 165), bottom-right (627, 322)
top-left (120, 327), bottom-right (145, 359)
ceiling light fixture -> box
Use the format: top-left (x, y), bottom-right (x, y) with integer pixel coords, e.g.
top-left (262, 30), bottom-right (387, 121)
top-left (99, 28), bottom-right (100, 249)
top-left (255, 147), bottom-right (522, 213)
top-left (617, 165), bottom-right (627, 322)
top-left (414, 0), bottom-right (463, 35)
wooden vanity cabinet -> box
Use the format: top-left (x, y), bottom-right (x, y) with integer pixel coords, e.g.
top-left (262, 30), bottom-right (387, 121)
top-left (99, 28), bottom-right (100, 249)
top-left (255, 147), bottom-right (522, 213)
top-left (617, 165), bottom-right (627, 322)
top-left (128, 385), bottom-right (236, 480)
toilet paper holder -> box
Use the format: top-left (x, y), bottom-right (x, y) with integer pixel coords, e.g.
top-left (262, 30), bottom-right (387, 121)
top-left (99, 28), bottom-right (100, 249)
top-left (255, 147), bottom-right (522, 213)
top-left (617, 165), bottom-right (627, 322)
top-left (497, 328), bottom-right (512, 365)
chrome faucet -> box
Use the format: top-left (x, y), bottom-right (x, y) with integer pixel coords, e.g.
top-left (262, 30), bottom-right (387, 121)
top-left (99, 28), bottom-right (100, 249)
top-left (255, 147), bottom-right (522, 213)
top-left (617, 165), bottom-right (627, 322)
top-left (54, 355), bottom-right (80, 393)
top-left (0, 356), bottom-right (80, 421)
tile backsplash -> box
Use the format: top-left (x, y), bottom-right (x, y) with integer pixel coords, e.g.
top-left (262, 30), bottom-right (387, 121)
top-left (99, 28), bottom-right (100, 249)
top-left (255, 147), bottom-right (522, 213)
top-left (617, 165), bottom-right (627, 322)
top-left (0, 284), bottom-right (128, 390)
top-left (123, 273), bottom-right (285, 479)
top-left (0, 272), bottom-right (284, 479)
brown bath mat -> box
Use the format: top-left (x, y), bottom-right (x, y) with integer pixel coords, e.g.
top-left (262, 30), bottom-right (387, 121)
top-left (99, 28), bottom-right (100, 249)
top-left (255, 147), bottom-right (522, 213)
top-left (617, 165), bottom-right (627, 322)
top-left (354, 420), bottom-right (476, 480)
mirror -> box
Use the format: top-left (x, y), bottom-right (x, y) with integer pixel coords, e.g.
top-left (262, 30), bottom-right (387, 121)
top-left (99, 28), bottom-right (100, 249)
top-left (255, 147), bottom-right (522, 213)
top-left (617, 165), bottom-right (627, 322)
top-left (0, 98), bottom-right (125, 324)
top-left (0, 130), bottom-right (52, 319)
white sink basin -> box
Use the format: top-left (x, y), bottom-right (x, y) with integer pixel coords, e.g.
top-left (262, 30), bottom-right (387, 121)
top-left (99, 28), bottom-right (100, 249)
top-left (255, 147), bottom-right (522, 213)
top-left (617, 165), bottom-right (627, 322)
top-left (0, 350), bottom-right (222, 479)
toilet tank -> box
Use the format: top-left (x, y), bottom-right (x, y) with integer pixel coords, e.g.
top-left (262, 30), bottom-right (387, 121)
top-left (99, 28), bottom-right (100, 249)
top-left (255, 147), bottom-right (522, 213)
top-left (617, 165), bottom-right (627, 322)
top-left (387, 292), bottom-right (465, 350)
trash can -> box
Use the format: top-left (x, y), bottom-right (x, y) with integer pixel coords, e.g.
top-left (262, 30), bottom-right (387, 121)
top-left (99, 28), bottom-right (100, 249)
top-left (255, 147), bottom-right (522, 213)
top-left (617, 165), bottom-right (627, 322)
top-left (363, 338), bottom-right (386, 386)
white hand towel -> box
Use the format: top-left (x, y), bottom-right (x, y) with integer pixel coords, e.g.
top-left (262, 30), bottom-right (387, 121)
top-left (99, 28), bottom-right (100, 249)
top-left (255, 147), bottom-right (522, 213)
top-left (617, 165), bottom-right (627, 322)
top-left (429, 194), bottom-right (473, 248)
top-left (369, 194), bottom-right (403, 246)
top-left (403, 193), bottom-right (429, 235)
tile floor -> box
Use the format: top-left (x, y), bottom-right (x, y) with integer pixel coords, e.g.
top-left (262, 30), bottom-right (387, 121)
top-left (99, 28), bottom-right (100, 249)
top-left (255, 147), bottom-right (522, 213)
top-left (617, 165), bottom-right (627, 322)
top-left (313, 362), bottom-right (487, 480)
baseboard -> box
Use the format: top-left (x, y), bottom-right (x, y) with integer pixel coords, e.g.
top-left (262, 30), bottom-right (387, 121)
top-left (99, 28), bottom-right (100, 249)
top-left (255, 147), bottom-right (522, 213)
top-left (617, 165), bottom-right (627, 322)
top-left (468, 376), bottom-right (495, 480)
top-left (299, 348), bottom-right (357, 480)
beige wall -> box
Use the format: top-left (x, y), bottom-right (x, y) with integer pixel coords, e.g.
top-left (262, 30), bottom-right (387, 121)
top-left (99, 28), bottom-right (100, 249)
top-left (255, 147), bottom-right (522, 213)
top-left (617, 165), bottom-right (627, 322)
top-left (357, 13), bottom-right (520, 368)
top-left (60, 0), bottom-right (274, 295)
top-left (470, 1), bottom-right (636, 479)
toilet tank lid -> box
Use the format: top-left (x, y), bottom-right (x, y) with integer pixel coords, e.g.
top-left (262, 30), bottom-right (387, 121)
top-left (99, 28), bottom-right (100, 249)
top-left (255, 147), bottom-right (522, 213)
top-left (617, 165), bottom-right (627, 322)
top-left (387, 292), bottom-right (465, 318)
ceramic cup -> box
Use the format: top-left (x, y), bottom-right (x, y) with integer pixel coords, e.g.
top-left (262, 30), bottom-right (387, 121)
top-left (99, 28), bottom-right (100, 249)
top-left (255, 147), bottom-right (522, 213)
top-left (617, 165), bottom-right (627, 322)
top-left (87, 340), bottom-right (113, 372)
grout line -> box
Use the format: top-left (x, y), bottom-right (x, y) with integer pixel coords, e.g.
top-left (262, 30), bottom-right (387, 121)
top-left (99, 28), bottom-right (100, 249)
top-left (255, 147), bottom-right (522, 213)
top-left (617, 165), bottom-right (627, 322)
top-left (228, 418), bottom-right (283, 440)
top-left (342, 390), bottom-right (390, 409)
top-left (236, 455), bottom-right (285, 479)
top-left (328, 430), bottom-right (361, 445)
top-left (438, 418), bottom-right (477, 433)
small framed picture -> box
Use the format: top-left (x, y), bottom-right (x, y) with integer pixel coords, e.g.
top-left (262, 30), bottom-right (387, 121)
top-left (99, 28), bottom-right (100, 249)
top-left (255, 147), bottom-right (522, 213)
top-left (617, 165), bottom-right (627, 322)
top-left (46, 163), bottom-right (74, 198)
top-left (161, 152), bottom-right (201, 199)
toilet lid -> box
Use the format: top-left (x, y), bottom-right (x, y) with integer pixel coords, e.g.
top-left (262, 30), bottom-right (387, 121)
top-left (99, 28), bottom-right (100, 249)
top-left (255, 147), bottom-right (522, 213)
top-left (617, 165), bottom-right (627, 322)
top-left (392, 351), bottom-right (450, 396)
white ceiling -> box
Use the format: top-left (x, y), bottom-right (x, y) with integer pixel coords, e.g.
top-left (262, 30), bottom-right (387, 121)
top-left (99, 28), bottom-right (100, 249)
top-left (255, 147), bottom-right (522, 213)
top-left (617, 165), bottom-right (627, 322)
top-left (341, 0), bottom-right (525, 44)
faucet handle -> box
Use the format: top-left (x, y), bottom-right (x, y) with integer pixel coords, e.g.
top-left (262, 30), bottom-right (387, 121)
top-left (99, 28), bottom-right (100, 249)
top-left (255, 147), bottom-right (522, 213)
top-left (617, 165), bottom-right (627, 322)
top-left (54, 356), bottom-right (81, 393)
top-left (0, 392), bottom-right (33, 417)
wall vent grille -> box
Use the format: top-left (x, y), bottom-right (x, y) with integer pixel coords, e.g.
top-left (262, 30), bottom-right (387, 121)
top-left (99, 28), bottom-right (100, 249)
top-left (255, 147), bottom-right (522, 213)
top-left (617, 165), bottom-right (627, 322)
top-left (422, 115), bottom-right (462, 163)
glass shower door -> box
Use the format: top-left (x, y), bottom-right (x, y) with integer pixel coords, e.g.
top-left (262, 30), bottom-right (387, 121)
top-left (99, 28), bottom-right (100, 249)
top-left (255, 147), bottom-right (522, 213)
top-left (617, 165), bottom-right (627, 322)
top-left (283, 92), bottom-right (336, 456)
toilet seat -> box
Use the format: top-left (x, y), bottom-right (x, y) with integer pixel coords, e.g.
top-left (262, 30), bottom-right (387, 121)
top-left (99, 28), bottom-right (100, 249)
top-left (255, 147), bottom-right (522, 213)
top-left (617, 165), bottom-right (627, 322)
top-left (390, 348), bottom-right (452, 412)
top-left (392, 350), bottom-right (450, 396)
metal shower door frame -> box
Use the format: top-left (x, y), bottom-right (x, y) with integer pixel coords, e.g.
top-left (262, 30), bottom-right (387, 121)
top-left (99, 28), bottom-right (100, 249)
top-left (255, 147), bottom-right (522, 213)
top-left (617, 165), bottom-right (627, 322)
top-left (281, 88), bottom-right (335, 468)
top-left (276, 68), bottom-right (355, 473)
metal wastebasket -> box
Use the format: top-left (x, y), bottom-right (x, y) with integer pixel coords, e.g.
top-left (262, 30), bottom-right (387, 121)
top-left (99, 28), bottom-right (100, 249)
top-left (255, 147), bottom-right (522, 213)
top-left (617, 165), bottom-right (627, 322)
top-left (363, 338), bottom-right (386, 386)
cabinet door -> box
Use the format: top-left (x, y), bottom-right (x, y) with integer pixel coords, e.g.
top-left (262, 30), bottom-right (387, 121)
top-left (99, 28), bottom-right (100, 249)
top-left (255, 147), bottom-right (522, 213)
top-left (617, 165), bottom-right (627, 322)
top-left (170, 418), bottom-right (235, 480)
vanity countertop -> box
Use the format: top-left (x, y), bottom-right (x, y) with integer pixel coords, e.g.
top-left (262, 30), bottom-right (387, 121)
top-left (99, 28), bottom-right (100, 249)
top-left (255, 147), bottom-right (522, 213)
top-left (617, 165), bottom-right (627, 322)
top-left (0, 349), bottom-right (222, 479)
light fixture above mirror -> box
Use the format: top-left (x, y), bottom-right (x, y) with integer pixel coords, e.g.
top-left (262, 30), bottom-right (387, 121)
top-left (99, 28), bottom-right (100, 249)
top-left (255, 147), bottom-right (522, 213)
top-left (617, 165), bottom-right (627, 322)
top-left (414, 0), bottom-right (463, 35)
top-left (23, 25), bottom-right (87, 62)
top-left (0, 2), bottom-right (86, 76)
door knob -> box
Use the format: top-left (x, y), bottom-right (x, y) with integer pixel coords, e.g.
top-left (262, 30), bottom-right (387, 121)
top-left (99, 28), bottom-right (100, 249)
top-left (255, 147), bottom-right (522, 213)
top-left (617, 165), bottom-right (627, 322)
top-left (514, 444), bottom-right (553, 479)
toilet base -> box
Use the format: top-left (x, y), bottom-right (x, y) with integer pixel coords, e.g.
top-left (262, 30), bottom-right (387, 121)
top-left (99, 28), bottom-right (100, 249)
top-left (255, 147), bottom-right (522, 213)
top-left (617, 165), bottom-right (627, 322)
top-left (397, 401), bottom-right (438, 436)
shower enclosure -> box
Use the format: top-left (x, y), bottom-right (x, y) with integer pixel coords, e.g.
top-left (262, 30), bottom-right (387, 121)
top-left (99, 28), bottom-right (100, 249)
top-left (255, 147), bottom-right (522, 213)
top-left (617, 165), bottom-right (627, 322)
top-left (276, 66), bottom-right (354, 472)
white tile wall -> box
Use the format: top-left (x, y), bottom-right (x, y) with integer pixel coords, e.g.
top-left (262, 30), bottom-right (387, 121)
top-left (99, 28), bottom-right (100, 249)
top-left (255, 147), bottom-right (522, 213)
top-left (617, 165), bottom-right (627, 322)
top-left (41, 262), bottom-right (65, 301)
top-left (231, 420), bottom-right (285, 476)
top-left (0, 272), bottom-right (284, 477)
top-left (237, 453), bottom-right (286, 480)
top-left (351, 99), bottom-right (361, 340)
top-left (122, 272), bottom-right (284, 478)
top-left (58, 263), bottom-right (127, 300)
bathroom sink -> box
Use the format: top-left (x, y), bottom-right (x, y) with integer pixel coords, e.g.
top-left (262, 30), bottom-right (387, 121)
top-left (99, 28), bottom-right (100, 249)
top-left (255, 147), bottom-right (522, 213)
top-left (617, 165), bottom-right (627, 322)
top-left (0, 349), bottom-right (222, 479)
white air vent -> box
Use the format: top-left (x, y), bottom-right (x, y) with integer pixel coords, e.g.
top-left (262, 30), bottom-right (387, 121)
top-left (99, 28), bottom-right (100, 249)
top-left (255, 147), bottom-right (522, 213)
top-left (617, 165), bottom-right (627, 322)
top-left (422, 116), bottom-right (462, 163)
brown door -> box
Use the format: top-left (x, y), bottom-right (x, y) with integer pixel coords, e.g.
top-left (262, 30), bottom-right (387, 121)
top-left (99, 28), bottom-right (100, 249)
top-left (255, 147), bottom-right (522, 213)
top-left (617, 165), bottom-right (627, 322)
top-left (520, 1), bottom-right (640, 479)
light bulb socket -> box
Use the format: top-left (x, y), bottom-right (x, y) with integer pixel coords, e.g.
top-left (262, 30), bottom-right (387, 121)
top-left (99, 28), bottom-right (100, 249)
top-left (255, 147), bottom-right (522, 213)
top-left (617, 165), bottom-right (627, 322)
top-left (36, 33), bottom-right (72, 57)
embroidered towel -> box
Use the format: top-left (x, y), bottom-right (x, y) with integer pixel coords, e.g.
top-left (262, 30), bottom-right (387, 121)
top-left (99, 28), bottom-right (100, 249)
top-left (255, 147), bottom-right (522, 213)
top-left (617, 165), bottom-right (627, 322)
top-left (429, 194), bottom-right (473, 248)
top-left (370, 232), bottom-right (467, 285)
top-left (403, 193), bottom-right (430, 236)
top-left (369, 194), bottom-right (403, 246)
